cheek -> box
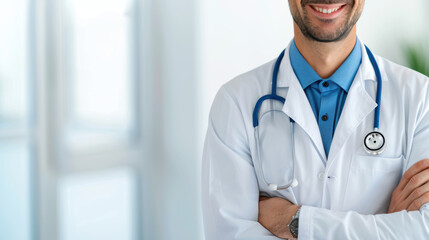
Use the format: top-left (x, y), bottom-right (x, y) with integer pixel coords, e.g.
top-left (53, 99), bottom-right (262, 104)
top-left (354, 0), bottom-right (365, 14)
top-left (289, 3), bottom-right (303, 21)
top-left (289, 2), bottom-right (296, 13)
top-left (290, 0), bottom-right (302, 13)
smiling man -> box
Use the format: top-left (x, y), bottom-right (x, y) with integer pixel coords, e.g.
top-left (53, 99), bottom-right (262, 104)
top-left (202, 0), bottom-right (429, 239)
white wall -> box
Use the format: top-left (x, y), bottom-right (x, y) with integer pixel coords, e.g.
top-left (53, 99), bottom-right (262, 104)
top-left (198, 0), bottom-right (293, 129)
top-left (148, 0), bottom-right (202, 239)
top-left (358, 0), bottom-right (429, 65)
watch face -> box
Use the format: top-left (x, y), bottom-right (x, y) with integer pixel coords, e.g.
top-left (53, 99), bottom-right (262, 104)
top-left (289, 218), bottom-right (299, 238)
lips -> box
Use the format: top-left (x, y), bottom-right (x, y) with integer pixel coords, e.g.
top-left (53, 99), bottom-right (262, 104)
top-left (307, 4), bottom-right (347, 20)
top-left (311, 4), bottom-right (344, 13)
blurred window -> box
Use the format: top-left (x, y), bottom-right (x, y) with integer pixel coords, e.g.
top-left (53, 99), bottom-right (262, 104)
top-left (64, 0), bottom-right (136, 154)
top-left (0, 1), bottom-right (142, 239)
top-left (0, 1), bottom-right (33, 240)
top-left (0, 140), bottom-right (32, 240)
top-left (0, 0), bottom-right (30, 133)
top-left (59, 168), bottom-right (137, 240)
top-left (57, 1), bottom-right (140, 240)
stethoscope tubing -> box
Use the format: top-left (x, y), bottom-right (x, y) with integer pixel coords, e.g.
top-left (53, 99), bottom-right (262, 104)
top-left (252, 45), bottom-right (384, 191)
top-left (254, 121), bottom-right (297, 190)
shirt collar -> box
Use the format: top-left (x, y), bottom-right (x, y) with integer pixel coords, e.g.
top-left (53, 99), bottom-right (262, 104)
top-left (289, 38), bottom-right (362, 92)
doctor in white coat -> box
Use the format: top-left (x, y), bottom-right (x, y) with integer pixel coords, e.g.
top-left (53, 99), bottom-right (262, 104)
top-left (202, 0), bottom-right (429, 239)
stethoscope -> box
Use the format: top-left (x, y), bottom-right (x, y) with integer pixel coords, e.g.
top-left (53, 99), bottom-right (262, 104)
top-left (252, 45), bottom-right (385, 191)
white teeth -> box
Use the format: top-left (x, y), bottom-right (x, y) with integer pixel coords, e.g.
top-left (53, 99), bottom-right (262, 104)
top-left (314, 6), bottom-right (340, 14)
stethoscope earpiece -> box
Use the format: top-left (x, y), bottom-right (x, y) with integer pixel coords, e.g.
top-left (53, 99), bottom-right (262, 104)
top-left (268, 178), bottom-right (299, 191)
top-left (268, 184), bottom-right (278, 191)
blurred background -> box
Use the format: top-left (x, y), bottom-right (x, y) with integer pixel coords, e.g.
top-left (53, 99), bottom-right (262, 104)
top-left (0, 0), bottom-right (428, 239)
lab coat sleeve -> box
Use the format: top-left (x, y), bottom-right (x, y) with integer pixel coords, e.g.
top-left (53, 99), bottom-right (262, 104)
top-left (202, 86), bottom-right (281, 240)
top-left (298, 206), bottom-right (429, 239)
top-left (298, 92), bottom-right (429, 240)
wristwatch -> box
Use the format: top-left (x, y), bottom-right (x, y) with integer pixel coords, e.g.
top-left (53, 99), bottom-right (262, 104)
top-left (288, 207), bottom-right (301, 239)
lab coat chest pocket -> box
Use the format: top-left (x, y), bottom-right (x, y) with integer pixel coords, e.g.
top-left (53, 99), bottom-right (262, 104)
top-left (343, 155), bottom-right (403, 214)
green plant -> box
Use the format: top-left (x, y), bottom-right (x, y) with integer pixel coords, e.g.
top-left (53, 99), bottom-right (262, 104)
top-left (403, 42), bottom-right (429, 77)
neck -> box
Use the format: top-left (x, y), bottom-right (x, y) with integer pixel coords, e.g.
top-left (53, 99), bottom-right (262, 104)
top-left (293, 23), bottom-right (357, 79)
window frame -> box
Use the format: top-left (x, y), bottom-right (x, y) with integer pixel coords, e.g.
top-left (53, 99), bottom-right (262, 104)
top-left (33, 0), bottom-right (150, 239)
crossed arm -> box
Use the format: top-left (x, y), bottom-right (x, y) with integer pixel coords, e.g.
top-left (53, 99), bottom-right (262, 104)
top-left (202, 86), bottom-right (429, 239)
top-left (258, 159), bottom-right (429, 239)
top-left (203, 115), bottom-right (429, 239)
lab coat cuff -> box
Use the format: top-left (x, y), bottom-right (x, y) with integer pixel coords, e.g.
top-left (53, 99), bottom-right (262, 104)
top-left (298, 205), bottom-right (314, 240)
top-left (419, 202), bottom-right (429, 212)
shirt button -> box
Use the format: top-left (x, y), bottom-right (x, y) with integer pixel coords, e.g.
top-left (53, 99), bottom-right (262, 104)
top-left (322, 115), bottom-right (328, 121)
top-left (323, 81), bottom-right (329, 87)
top-left (318, 172), bottom-right (325, 180)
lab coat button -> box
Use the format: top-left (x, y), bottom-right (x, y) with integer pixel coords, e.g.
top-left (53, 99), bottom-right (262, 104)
top-left (318, 172), bottom-right (325, 180)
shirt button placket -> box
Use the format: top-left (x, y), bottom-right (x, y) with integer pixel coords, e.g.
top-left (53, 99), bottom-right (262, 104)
top-left (318, 80), bottom-right (336, 156)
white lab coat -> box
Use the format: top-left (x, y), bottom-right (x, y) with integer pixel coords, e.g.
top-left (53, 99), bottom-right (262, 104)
top-left (202, 40), bottom-right (429, 239)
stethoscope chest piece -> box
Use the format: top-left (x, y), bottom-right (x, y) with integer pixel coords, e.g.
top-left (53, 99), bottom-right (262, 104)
top-left (364, 131), bottom-right (385, 155)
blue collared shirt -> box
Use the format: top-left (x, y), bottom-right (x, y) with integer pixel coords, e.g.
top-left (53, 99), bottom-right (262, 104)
top-left (289, 39), bottom-right (362, 156)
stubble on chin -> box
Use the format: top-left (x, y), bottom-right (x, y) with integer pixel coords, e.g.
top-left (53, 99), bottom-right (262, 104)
top-left (290, 0), bottom-right (362, 43)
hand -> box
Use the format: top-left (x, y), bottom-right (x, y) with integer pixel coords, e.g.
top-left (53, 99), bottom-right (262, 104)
top-left (388, 159), bottom-right (429, 213)
top-left (258, 196), bottom-right (299, 239)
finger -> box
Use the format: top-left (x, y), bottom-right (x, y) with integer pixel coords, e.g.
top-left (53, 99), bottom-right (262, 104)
top-left (402, 181), bottom-right (429, 211)
top-left (401, 168), bottom-right (429, 201)
top-left (407, 192), bottom-right (429, 211)
top-left (397, 159), bottom-right (429, 191)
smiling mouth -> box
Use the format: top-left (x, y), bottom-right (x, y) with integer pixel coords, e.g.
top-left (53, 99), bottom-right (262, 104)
top-left (307, 3), bottom-right (347, 18)
top-left (312, 5), bottom-right (343, 14)
top-left (310, 4), bottom-right (346, 14)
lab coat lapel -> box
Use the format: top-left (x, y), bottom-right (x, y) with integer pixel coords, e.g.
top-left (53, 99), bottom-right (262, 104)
top-left (327, 49), bottom-right (378, 164)
top-left (279, 46), bottom-right (327, 162)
